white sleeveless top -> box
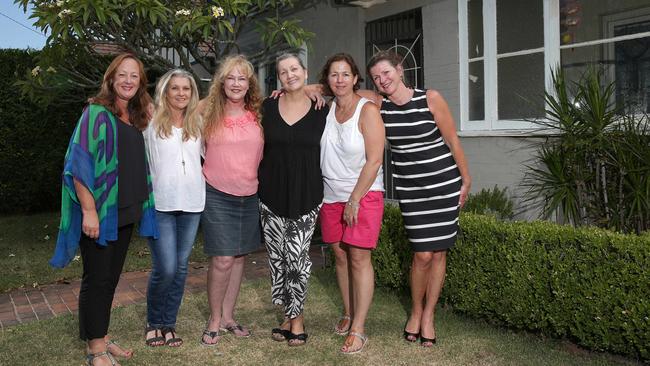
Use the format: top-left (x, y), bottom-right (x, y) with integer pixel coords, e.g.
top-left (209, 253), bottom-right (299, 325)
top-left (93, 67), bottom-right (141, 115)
top-left (320, 97), bottom-right (384, 203)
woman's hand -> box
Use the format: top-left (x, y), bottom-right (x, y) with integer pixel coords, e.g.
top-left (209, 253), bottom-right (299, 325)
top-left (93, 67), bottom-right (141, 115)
top-left (270, 89), bottom-right (285, 99)
top-left (343, 201), bottom-right (360, 227)
top-left (82, 209), bottom-right (100, 239)
top-left (459, 180), bottom-right (471, 208)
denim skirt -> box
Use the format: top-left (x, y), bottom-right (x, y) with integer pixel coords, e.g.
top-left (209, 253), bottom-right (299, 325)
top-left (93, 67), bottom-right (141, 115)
top-left (202, 184), bottom-right (261, 257)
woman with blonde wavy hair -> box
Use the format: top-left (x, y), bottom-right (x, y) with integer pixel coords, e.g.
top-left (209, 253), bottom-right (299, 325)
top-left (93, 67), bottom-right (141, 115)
top-left (198, 55), bottom-right (264, 346)
top-left (143, 69), bottom-right (204, 348)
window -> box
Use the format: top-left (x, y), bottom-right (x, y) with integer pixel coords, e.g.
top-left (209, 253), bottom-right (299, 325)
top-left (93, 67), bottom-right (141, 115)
top-left (459, 0), bottom-right (650, 131)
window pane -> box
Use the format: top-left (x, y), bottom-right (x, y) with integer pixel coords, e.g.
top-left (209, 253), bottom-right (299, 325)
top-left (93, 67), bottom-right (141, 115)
top-left (560, 0), bottom-right (650, 45)
top-left (468, 0), bottom-right (483, 58)
top-left (497, 0), bottom-right (543, 54)
top-left (469, 60), bottom-right (485, 120)
top-left (498, 53), bottom-right (545, 119)
top-left (561, 35), bottom-right (650, 114)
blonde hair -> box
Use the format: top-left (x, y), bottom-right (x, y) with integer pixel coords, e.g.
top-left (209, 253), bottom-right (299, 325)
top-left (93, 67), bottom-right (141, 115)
top-left (152, 69), bottom-right (202, 141)
top-left (202, 55), bottom-right (263, 139)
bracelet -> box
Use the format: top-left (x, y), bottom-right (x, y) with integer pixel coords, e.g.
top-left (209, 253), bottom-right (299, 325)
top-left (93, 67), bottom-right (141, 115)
top-left (346, 200), bottom-right (360, 209)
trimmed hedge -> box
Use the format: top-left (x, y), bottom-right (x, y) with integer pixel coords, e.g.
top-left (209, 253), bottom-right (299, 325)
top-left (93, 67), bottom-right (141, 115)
top-left (0, 49), bottom-right (82, 213)
top-left (374, 204), bottom-right (649, 360)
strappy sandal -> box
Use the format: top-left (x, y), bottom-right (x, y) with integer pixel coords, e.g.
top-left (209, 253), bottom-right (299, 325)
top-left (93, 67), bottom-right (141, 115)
top-left (341, 332), bottom-right (368, 355)
top-left (86, 351), bottom-right (117, 366)
top-left (287, 331), bottom-right (308, 347)
top-left (162, 327), bottom-right (183, 347)
top-left (145, 326), bottom-right (165, 347)
top-left (106, 339), bottom-right (133, 359)
top-left (271, 320), bottom-right (291, 342)
top-left (200, 329), bottom-right (222, 347)
top-left (220, 323), bottom-right (251, 338)
top-left (334, 315), bottom-right (351, 336)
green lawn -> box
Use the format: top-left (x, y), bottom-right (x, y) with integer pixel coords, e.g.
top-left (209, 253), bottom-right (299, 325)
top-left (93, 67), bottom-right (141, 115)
top-left (0, 212), bottom-right (207, 292)
top-left (0, 272), bottom-right (638, 365)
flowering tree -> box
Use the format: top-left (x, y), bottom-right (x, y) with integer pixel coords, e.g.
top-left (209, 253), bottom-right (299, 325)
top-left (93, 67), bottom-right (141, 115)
top-left (14, 0), bottom-right (315, 102)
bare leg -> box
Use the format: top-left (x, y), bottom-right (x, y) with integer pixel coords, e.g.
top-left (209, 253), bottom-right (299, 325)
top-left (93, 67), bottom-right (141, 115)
top-left (420, 250), bottom-right (446, 345)
top-left (220, 255), bottom-right (245, 324)
top-left (342, 246), bottom-right (374, 353)
top-left (331, 242), bottom-right (352, 332)
top-left (407, 251), bottom-right (433, 339)
top-left (288, 313), bottom-right (306, 345)
top-left (203, 256), bottom-right (234, 344)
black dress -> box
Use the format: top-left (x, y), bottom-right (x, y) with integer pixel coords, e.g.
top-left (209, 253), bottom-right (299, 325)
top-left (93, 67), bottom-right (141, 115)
top-left (380, 89), bottom-right (462, 252)
top-left (258, 98), bottom-right (329, 218)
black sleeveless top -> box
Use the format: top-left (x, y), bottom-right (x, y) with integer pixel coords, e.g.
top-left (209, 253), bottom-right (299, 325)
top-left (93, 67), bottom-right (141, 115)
top-left (258, 98), bottom-right (328, 218)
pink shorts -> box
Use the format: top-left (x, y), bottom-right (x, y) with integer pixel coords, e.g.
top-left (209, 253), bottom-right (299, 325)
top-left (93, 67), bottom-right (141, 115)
top-left (320, 191), bottom-right (384, 249)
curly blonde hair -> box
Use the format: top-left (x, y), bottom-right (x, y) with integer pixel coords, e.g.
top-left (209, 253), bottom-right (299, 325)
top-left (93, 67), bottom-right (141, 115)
top-left (152, 69), bottom-right (202, 141)
top-left (202, 55), bottom-right (263, 139)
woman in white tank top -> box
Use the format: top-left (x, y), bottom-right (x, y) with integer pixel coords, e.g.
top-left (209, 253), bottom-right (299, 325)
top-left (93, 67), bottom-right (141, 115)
top-left (318, 53), bottom-right (385, 354)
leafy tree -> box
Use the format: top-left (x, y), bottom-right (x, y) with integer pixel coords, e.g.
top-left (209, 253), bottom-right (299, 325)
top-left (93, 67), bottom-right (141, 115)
top-left (14, 0), bottom-right (316, 102)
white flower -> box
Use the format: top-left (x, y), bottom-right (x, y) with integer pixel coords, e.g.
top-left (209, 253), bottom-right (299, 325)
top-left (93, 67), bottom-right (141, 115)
top-left (56, 0), bottom-right (65, 6)
top-left (175, 9), bottom-right (191, 16)
top-left (73, 255), bottom-right (80, 261)
top-left (58, 8), bottom-right (73, 18)
top-left (31, 66), bottom-right (42, 76)
top-left (211, 6), bottom-right (224, 18)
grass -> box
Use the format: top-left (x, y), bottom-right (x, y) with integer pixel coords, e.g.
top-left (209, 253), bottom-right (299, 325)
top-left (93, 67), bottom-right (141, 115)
top-left (0, 271), bottom-right (640, 366)
top-left (0, 212), bottom-right (208, 292)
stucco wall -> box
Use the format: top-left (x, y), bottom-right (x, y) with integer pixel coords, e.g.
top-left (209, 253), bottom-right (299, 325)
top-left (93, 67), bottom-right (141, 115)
top-left (460, 135), bottom-right (545, 220)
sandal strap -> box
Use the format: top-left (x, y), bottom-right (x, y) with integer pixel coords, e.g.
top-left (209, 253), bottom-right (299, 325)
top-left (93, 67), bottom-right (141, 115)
top-left (202, 329), bottom-right (221, 338)
top-left (86, 351), bottom-right (116, 366)
top-left (348, 331), bottom-right (367, 342)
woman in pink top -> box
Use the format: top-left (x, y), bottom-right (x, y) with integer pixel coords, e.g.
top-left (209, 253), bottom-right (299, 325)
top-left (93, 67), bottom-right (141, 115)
top-left (198, 55), bottom-right (264, 346)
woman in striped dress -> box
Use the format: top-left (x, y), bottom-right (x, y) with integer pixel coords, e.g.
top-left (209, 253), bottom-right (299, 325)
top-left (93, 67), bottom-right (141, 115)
top-left (363, 51), bottom-right (471, 347)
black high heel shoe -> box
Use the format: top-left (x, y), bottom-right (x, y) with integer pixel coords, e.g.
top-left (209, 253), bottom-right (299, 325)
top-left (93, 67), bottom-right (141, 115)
top-left (420, 336), bottom-right (436, 347)
top-left (403, 329), bottom-right (419, 342)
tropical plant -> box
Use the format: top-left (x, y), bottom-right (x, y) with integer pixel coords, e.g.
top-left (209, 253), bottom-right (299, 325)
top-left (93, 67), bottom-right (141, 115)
top-left (464, 185), bottom-right (515, 220)
top-left (13, 0), bottom-right (316, 103)
top-left (522, 68), bottom-right (650, 233)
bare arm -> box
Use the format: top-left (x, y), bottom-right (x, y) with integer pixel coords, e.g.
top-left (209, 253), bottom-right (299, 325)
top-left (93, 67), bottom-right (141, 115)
top-left (426, 89), bottom-right (471, 208)
top-left (344, 102), bottom-right (385, 226)
top-left (356, 89), bottom-right (383, 107)
top-left (74, 178), bottom-right (99, 239)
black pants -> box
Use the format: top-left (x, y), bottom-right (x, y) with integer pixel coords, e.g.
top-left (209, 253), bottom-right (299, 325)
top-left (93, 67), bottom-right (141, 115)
top-left (78, 224), bottom-right (133, 341)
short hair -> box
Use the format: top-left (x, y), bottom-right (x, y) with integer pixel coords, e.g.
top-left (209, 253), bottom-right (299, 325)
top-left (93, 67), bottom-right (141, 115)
top-left (366, 50), bottom-right (403, 74)
top-left (318, 53), bottom-right (364, 96)
top-left (276, 53), bottom-right (306, 71)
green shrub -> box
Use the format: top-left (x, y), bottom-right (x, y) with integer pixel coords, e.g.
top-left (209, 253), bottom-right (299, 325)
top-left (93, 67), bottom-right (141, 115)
top-left (464, 185), bottom-right (514, 220)
top-left (374, 205), bottom-right (649, 360)
top-left (0, 49), bottom-right (83, 213)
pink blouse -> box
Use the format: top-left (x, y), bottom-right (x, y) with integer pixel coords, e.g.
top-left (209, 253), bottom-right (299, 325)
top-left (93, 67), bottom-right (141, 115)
top-left (203, 110), bottom-right (264, 196)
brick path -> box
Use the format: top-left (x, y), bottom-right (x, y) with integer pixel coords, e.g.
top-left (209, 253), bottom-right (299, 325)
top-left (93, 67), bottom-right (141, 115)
top-left (0, 246), bottom-right (327, 330)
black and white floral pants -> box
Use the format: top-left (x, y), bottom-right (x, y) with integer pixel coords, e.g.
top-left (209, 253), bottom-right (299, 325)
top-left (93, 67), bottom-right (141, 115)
top-left (259, 202), bottom-right (321, 319)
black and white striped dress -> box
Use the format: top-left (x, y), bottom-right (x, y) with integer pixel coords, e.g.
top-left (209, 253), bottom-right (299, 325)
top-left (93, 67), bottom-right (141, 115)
top-left (380, 89), bottom-right (462, 252)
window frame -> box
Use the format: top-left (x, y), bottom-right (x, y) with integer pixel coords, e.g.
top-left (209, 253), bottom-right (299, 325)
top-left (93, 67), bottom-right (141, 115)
top-left (460, 0), bottom-right (650, 133)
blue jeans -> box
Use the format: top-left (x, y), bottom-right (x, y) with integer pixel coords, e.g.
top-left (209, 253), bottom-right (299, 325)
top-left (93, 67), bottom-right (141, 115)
top-left (146, 210), bottom-right (201, 328)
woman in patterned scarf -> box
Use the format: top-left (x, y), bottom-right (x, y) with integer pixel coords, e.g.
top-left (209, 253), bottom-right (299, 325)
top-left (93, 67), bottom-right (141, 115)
top-left (51, 53), bottom-right (158, 366)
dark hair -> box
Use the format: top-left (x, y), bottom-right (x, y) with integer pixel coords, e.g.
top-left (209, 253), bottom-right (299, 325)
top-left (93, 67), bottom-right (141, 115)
top-left (318, 53), bottom-right (364, 96)
top-left (366, 50), bottom-right (403, 74)
top-left (88, 53), bottom-right (152, 131)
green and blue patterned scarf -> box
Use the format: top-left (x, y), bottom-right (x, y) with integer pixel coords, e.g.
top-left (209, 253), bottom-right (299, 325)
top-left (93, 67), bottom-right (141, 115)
top-left (51, 104), bottom-right (158, 268)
